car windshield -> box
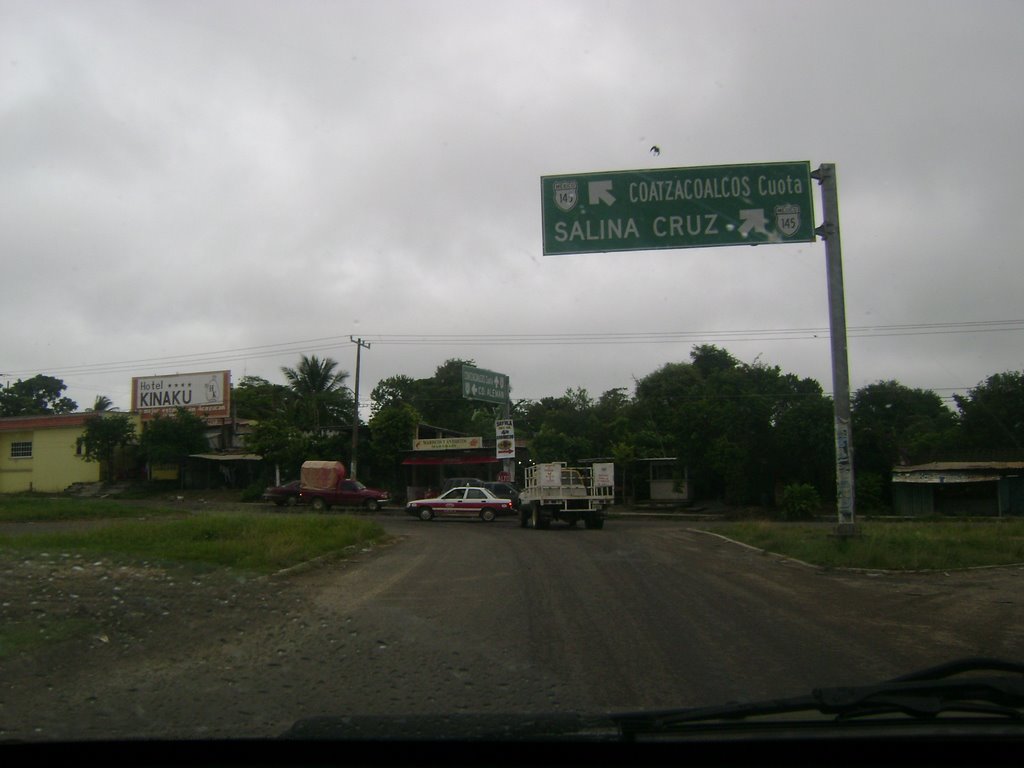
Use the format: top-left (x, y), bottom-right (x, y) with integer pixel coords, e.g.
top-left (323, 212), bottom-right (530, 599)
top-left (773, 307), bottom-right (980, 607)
top-left (2, 0), bottom-right (1023, 754)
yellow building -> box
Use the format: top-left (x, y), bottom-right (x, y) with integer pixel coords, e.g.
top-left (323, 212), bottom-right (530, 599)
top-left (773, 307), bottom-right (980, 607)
top-left (0, 413), bottom-right (124, 493)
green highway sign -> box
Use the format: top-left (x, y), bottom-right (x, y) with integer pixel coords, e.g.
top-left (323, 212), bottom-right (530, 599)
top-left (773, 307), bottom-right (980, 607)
top-left (462, 365), bottom-right (509, 405)
top-left (541, 161), bottom-right (815, 255)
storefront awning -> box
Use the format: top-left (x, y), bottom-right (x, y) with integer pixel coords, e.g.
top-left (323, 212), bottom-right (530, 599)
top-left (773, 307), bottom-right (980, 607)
top-left (402, 455), bottom-right (498, 466)
top-left (188, 453), bottom-right (263, 461)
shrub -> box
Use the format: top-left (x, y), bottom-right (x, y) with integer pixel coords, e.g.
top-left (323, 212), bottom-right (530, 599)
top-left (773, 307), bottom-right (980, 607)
top-left (240, 481), bottom-right (266, 503)
top-left (855, 472), bottom-right (886, 512)
top-left (779, 483), bottom-right (821, 521)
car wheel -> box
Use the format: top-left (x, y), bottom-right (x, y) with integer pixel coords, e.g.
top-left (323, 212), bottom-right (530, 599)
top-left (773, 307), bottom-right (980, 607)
top-left (312, 497), bottom-right (328, 512)
top-left (418, 507), bottom-right (434, 521)
top-left (480, 508), bottom-right (496, 523)
top-left (365, 498), bottom-right (380, 512)
top-left (285, 496), bottom-right (298, 508)
top-left (273, 499), bottom-right (286, 507)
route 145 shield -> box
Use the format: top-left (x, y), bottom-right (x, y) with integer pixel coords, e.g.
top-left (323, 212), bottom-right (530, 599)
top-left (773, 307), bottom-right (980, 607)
top-left (774, 203), bottom-right (801, 237)
top-left (553, 180), bottom-right (578, 212)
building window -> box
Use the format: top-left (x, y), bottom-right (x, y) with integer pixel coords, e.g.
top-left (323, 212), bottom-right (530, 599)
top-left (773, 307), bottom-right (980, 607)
top-left (10, 441), bottom-right (33, 459)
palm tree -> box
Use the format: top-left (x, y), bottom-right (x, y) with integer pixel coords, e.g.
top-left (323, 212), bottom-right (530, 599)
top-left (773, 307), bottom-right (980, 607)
top-left (90, 395), bottom-right (114, 412)
top-left (281, 354), bottom-right (352, 432)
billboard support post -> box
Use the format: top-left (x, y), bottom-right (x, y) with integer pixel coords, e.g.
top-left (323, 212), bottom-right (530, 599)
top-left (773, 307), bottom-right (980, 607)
top-left (812, 164), bottom-right (856, 535)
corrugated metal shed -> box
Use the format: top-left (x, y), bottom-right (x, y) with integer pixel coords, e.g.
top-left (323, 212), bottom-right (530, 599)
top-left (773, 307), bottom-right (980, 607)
top-left (891, 461), bottom-right (1024, 516)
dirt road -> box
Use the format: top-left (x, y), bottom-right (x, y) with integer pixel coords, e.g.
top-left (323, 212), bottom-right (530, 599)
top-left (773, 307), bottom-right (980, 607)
top-left (2, 513), bottom-right (1021, 741)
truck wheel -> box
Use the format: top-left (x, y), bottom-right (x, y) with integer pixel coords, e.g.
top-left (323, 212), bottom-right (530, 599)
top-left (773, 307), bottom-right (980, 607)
top-left (584, 514), bottom-right (604, 530)
top-left (418, 507), bottom-right (434, 521)
top-left (312, 497), bottom-right (328, 512)
top-left (480, 508), bottom-right (496, 523)
top-left (519, 508), bottom-right (529, 528)
top-left (534, 506), bottom-right (551, 530)
top-left (364, 498), bottom-right (380, 512)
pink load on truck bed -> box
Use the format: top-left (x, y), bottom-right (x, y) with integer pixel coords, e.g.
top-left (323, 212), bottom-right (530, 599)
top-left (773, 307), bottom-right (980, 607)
top-left (299, 460), bottom-right (346, 491)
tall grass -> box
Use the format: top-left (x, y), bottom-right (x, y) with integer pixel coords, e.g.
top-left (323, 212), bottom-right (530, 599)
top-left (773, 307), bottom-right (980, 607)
top-left (0, 495), bottom-right (180, 523)
top-left (713, 520), bottom-right (1024, 570)
top-left (0, 514), bottom-right (388, 573)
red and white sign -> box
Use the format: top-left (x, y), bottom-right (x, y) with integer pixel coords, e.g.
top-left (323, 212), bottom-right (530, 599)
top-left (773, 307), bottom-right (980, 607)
top-left (131, 370), bottom-right (230, 419)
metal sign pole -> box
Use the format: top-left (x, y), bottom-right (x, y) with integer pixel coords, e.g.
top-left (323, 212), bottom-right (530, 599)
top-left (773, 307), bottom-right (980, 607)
top-left (812, 164), bottom-right (856, 534)
top-left (350, 336), bottom-right (371, 479)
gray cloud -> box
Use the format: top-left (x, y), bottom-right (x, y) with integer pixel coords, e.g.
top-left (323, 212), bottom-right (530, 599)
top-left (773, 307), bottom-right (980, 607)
top-left (2, 0), bottom-right (1022, 415)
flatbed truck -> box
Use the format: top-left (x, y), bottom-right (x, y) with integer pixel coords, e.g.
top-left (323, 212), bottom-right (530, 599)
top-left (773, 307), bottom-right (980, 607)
top-left (518, 461), bottom-right (614, 530)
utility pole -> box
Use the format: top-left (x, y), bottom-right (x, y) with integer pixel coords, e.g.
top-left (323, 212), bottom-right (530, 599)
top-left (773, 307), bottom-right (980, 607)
top-left (349, 336), bottom-right (371, 479)
top-left (812, 163), bottom-right (856, 535)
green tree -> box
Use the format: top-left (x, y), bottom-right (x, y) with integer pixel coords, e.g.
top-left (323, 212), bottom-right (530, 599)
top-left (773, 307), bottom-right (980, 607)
top-left (592, 388), bottom-right (634, 453)
top-left (954, 371), bottom-right (1024, 458)
top-left (369, 375), bottom-right (417, 418)
top-left (851, 380), bottom-right (958, 507)
top-left (519, 387), bottom-right (596, 463)
top-left (633, 346), bottom-right (833, 505)
top-left (281, 355), bottom-right (353, 433)
top-left (635, 348), bottom-right (760, 502)
top-left (232, 375), bottom-right (292, 421)
top-left (853, 380), bottom-right (958, 468)
top-left (89, 395), bottom-right (114, 412)
top-left (245, 416), bottom-right (313, 482)
top-left (79, 412), bottom-right (137, 482)
top-left (369, 360), bottom-right (482, 434)
top-left (139, 408), bottom-right (209, 467)
top-left (768, 375), bottom-right (835, 500)
top-left (414, 359), bottom-right (480, 432)
top-left (0, 374), bottom-right (78, 416)
top-left (369, 402), bottom-right (422, 492)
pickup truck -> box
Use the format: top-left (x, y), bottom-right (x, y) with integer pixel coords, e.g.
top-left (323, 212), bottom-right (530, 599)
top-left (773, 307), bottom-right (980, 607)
top-left (298, 460), bottom-right (390, 511)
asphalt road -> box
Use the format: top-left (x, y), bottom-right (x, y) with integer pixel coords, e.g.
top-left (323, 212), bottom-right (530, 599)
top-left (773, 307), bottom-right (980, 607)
top-left (4, 514), bottom-right (1020, 740)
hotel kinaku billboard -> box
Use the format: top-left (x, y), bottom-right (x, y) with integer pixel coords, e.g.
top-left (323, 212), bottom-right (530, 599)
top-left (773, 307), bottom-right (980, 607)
top-left (131, 370), bottom-right (230, 419)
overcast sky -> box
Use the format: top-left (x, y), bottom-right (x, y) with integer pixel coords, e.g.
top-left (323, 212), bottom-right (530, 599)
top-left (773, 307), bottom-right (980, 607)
top-left (2, 0), bottom-right (1022, 417)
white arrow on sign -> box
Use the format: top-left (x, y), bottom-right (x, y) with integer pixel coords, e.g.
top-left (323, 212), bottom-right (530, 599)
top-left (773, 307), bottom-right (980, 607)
top-left (587, 180), bottom-right (616, 206)
top-left (738, 208), bottom-right (768, 237)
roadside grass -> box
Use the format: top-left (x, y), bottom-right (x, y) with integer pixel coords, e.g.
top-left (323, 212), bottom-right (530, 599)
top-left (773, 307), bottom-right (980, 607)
top-left (712, 519), bottom-right (1024, 570)
top-left (0, 513), bottom-right (389, 573)
top-left (0, 504), bottom-right (388, 659)
top-left (0, 495), bottom-right (181, 523)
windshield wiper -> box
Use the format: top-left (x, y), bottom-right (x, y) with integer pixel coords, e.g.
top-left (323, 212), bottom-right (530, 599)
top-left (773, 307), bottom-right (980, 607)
top-left (613, 657), bottom-right (1024, 739)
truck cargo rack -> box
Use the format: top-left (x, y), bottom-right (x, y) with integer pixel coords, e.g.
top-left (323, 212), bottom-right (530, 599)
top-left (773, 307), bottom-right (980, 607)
top-left (519, 462), bottom-right (615, 529)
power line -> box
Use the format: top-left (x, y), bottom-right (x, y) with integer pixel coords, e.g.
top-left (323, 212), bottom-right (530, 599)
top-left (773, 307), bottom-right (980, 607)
top-left (6, 319), bottom-right (1024, 379)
